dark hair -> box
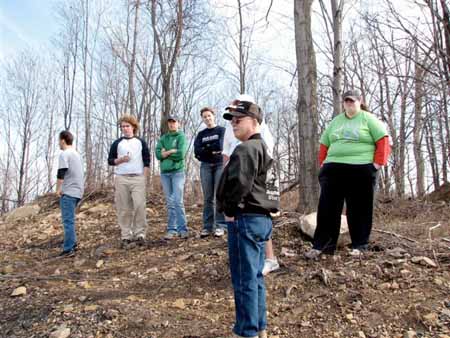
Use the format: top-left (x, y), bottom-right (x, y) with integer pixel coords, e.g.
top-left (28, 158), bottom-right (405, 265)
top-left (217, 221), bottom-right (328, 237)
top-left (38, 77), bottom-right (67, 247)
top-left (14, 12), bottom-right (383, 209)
top-left (59, 130), bottom-right (74, 145)
top-left (360, 103), bottom-right (370, 111)
top-left (200, 107), bottom-right (215, 116)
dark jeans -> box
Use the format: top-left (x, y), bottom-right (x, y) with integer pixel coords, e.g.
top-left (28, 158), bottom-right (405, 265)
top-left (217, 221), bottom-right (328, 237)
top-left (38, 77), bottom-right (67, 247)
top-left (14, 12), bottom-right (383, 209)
top-left (200, 162), bottom-right (225, 231)
top-left (313, 163), bottom-right (377, 252)
top-left (60, 194), bottom-right (80, 251)
top-left (227, 214), bottom-right (272, 337)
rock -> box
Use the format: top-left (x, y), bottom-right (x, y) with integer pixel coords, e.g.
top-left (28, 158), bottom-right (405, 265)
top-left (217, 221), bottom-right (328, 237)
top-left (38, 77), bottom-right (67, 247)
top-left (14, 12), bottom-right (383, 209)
top-left (300, 212), bottom-right (350, 246)
top-left (358, 331), bottom-right (366, 338)
top-left (387, 247), bottom-right (408, 258)
top-left (5, 204), bottom-right (40, 222)
top-left (96, 260), bottom-right (104, 268)
top-left (280, 247), bottom-right (297, 257)
top-left (49, 325), bottom-right (70, 338)
top-left (411, 256), bottom-right (437, 268)
top-left (173, 298), bottom-right (186, 309)
top-left (63, 305), bottom-right (74, 313)
top-left (403, 330), bottom-right (416, 338)
top-left (346, 313), bottom-right (353, 321)
top-left (86, 203), bottom-right (109, 214)
top-left (11, 286), bottom-right (27, 297)
top-left (378, 282), bottom-right (391, 290)
top-left (84, 304), bottom-right (99, 312)
top-left (74, 259), bottom-right (86, 267)
top-left (423, 312), bottom-right (438, 325)
top-left (77, 281), bottom-right (91, 289)
top-left (78, 296), bottom-right (88, 302)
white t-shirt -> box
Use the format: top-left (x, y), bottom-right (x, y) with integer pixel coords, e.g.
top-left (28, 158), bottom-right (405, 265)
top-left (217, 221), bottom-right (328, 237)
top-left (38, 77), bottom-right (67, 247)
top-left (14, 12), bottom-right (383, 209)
top-left (223, 120), bottom-right (275, 158)
top-left (115, 137), bottom-right (145, 175)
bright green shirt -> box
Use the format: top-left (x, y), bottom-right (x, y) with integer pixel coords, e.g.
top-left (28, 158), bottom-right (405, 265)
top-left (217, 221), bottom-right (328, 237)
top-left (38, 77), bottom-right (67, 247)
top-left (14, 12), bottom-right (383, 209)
top-left (320, 110), bottom-right (388, 164)
top-left (155, 131), bottom-right (187, 173)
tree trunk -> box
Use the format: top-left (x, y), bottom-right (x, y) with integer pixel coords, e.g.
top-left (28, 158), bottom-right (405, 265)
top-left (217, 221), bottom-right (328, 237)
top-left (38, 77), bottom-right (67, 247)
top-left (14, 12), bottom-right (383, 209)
top-left (294, 0), bottom-right (319, 213)
top-left (127, 0), bottom-right (140, 116)
top-left (413, 49), bottom-right (426, 197)
top-left (331, 0), bottom-right (343, 117)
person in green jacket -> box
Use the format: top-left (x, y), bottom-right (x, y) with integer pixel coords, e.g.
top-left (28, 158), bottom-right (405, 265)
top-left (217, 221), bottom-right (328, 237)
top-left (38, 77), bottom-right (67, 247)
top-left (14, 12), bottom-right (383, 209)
top-left (155, 116), bottom-right (189, 239)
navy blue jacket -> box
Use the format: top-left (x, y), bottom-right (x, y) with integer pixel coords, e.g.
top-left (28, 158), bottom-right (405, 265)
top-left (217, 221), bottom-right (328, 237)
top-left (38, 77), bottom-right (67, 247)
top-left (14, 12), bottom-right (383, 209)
top-left (194, 126), bottom-right (225, 163)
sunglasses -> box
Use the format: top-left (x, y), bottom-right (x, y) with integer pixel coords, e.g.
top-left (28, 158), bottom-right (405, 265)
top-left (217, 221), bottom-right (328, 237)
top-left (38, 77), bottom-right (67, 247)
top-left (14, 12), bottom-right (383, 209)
top-left (344, 98), bottom-right (356, 103)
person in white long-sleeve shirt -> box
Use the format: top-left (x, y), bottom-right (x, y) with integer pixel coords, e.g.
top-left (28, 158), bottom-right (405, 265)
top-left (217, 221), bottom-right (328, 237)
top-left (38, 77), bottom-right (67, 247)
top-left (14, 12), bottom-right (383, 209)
top-left (222, 94), bottom-right (280, 276)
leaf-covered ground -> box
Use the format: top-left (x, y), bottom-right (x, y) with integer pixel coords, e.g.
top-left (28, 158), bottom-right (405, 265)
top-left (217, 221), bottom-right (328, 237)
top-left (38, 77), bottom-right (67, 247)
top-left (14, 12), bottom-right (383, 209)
top-left (1, 191), bottom-right (449, 338)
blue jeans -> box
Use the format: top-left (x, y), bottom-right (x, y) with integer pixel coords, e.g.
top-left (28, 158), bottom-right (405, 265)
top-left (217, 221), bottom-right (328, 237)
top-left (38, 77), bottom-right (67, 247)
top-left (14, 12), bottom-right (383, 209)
top-left (60, 194), bottom-right (80, 251)
top-left (161, 171), bottom-right (188, 234)
top-left (227, 214), bottom-right (272, 337)
top-left (200, 162), bottom-right (225, 231)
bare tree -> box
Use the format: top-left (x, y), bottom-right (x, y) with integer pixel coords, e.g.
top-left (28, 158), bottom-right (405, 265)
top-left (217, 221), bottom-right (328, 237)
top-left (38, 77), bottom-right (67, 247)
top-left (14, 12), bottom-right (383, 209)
top-left (150, 0), bottom-right (184, 134)
top-left (294, 0), bottom-right (319, 212)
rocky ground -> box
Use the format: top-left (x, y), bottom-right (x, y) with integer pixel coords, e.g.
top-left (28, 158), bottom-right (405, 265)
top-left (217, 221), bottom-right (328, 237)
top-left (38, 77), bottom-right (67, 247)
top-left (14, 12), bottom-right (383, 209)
top-left (0, 188), bottom-right (449, 338)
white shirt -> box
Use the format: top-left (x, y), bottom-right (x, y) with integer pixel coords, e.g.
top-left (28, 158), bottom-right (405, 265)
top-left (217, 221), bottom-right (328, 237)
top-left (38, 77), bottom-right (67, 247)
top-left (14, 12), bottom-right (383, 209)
top-left (115, 137), bottom-right (145, 175)
top-left (223, 120), bottom-right (275, 158)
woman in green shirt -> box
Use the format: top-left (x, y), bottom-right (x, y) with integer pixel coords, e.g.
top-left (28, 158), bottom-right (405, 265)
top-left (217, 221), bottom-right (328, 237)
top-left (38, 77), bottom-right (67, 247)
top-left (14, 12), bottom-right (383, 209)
top-left (305, 90), bottom-right (391, 259)
top-left (155, 116), bottom-right (189, 239)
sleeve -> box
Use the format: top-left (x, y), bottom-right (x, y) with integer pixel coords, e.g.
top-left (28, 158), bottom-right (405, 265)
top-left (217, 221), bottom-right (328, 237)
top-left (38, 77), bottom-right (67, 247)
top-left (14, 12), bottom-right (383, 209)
top-left (373, 136), bottom-right (391, 166)
top-left (318, 144), bottom-right (328, 166)
top-left (58, 152), bottom-right (69, 169)
top-left (261, 122), bottom-right (275, 157)
top-left (194, 132), bottom-right (208, 161)
top-left (155, 137), bottom-right (163, 161)
top-left (141, 138), bottom-right (150, 167)
top-left (222, 124), bottom-right (235, 157)
top-left (220, 146), bottom-right (257, 217)
top-left (367, 114), bottom-right (388, 142)
top-left (108, 139), bottom-right (119, 166)
top-left (168, 134), bottom-right (187, 161)
top-left (57, 168), bottom-right (68, 179)
top-left (319, 127), bottom-right (331, 147)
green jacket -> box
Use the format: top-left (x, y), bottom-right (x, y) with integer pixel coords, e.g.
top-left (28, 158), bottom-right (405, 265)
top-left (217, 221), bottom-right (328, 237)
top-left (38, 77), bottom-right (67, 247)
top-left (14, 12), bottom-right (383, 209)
top-left (155, 131), bottom-right (187, 173)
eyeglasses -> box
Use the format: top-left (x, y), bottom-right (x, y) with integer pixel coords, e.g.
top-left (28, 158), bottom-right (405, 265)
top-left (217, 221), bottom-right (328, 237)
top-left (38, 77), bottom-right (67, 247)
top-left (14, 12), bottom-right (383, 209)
top-left (344, 98), bottom-right (355, 103)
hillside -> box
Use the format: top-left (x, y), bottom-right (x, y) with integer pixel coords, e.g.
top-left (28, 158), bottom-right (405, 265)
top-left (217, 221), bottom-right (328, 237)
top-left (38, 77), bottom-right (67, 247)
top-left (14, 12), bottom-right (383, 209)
top-left (0, 190), bottom-right (449, 338)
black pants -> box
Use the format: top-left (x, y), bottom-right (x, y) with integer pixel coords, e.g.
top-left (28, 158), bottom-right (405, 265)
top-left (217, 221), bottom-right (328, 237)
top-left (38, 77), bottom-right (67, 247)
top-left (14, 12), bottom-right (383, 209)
top-left (313, 163), bottom-right (378, 252)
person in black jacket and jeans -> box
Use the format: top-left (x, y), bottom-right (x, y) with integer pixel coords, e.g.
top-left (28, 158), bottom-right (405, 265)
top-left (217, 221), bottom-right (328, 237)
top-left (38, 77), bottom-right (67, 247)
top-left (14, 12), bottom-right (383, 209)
top-left (194, 107), bottom-right (226, 238)
top-left (217, 101), bottom-right (280, 338)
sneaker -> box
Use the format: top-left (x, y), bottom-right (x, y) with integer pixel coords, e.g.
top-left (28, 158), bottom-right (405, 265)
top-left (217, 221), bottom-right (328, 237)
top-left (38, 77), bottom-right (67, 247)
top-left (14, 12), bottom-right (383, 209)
top-left (349, 248), bottom-right (363, 256)
top-left (304, 248), bottom-right (323, 260)
top-left (163, 232), bottom-right (177, 240)
top-left (214, 228), bottom-right (225, 237)
top-left (57, 248), bottom-right (76, 258)
top-left (179, 232), bottom-right (189, 239)
top-left (262, 258), bottom-right (280, 275)
top-left (200, 229), bottom-right (212, 238)
top-left (135, 236), bottom-right (146, 246)
top-left (121, 239), bottom-right (135, 249)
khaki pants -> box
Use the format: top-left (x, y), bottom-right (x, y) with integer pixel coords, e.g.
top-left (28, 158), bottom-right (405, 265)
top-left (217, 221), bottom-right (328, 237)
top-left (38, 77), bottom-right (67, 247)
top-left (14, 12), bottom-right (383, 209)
top-left (114, 175), bottom-right (147, 240)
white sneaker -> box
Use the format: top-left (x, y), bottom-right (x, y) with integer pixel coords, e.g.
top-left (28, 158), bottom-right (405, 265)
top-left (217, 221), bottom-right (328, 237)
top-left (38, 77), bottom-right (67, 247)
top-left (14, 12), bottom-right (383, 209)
top-left (214, 228), bottom-right (225, 237)
top-left (349, 248), bottom-right (363, 256)
top-left (262, 258), bottom-right (280, 275)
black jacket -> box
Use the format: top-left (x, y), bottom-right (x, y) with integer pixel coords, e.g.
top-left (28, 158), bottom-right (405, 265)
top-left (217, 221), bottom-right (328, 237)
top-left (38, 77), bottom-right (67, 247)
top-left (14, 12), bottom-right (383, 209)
top-left (216, 133), bottom-right (280, 217)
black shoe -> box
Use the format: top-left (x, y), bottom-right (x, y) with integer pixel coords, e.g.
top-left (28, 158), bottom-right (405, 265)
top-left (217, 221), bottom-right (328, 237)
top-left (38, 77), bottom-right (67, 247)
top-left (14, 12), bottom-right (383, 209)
top-left (58, 249), bottom-right (76, 258)
top-left (121, 239), bottom-right (135, 249)
top-left (73, 243), bottom-right (78, 251)
top-left (135, 237), bottom-right (146, 246)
